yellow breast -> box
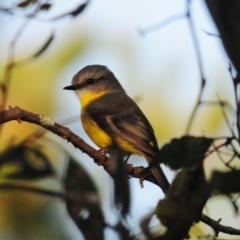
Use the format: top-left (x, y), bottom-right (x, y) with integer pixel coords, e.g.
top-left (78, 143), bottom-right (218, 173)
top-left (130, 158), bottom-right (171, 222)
top-left (79, 90), bottom-right (112, 149)
top-left (78, 90), bottom-right (144, 155)
top-left (81, 112), bottom-right (141, 154)
top-left (79, 90), bottom-right (107, 108)
top-left (81, 112), bottom-right (112, 149)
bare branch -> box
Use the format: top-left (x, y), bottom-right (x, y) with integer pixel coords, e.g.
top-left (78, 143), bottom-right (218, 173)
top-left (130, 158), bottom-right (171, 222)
top-left (201, 213), bottom-right (240, 236)
top-left (1, 107), bottom-right (240, 235)
top-left (0, 106), bottom-right (106, 162)
top-left (139, 13), bottom-right (186, 36)
top-left (185, 0), bottom-right (206, 133)
top-left (0, 183), bottom-right (64, 199)
top-left (0, 106), bottom-right (159, 186)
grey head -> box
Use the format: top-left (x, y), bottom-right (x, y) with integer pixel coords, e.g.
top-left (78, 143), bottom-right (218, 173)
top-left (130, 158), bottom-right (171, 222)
top-left (63, 65), bottom-right (124, 94)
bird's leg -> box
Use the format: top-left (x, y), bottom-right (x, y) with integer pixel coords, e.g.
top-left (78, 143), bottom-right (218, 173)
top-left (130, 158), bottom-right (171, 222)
top-left (93, 148), bottom-right (108, 165)
top-left (97, 148), bottom-right (108, 156)
top-left (124, 154), bottom-right (131, 163)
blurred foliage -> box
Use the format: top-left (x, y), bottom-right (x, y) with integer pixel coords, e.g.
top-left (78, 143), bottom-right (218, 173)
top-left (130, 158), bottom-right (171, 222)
top-left (0, 139), bottom-right (74, 240)
top-left (159, 136), bottom-right (213, 170)
top-left (0, 34), bottom-right (88, 149)
top-left (0, 1), bottom-right (90, 239)
top-left (1, 0), bottom-right (240, 240)
top-left (65, 158), bottom-right (105, 240)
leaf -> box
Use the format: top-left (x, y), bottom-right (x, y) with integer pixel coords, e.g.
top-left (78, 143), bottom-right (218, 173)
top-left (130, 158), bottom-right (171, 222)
top-left (51, 1), bottom-right (89, 20)
top-left (65, 158), bottom-right (105, 240)
top-left (211, 170), bottom-right (240, 194)
top-left (140, 213), bottom-right (155, 239)
top-left (205, 0), bottom-right (240, 74)
top-left (40, 3), bottom-right (52, 11)
top-left (70, 1), bottom-right (89, 17)
top-left (159, 136), bottom-right (213, 170)
top-left (17, 0), bottom-right (37, 8)
top-left (114, 221), bottom-right (133, 240)
top-left (108, 142), bottom-right (131, 217)
top-left (0, 145), bottom-right (54, 179)
top-left (156, 163), bottom-right (210, 239)
top-left (32, 32), bottom-right (54, 58)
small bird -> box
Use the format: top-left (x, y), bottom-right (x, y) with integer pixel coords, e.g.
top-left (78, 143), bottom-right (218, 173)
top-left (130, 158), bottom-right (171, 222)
top-left (64, 65), bottom-right (169, 193)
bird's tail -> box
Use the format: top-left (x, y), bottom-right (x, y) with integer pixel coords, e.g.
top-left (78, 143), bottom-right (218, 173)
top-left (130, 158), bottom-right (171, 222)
top-left (151, 164), bottom-right (169, 194)
top-left (146, 155), bottom-right (169, 194)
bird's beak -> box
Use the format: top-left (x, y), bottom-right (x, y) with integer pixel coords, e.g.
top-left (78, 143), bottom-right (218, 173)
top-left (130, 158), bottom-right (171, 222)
top-left (63, 84), bottom-right (79, 90)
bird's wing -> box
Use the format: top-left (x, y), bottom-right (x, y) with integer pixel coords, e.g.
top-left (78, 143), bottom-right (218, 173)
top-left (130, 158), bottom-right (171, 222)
top-left (86, 92), bottom-right (158, 157)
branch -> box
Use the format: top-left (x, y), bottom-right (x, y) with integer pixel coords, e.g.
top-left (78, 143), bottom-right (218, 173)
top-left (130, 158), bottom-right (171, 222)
top-left (0, 183), bottom-right (64, 199)
top-left (201, 213), bottom-right (240, 236)
top-left (0, 106), bottom-right (158, 186)
top-left (0, 183), bottom-right (100, 205)
top-left (2, 107), bottom-right (240, 236)
top-left (185, 0), bottom-right (206, 133)
top-left (0, 106), bottom-right (105, 161)
top-left (0, 1), bottom-right (43, 139)
top-left (139, 13), bottom-right (186, 36)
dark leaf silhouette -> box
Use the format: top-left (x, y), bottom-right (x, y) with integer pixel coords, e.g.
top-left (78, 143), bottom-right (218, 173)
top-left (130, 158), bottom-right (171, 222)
top-left (159, 136), bottom-right (213, 170)
top-left (211, 170), bottom-right (240, 194)
top-left (205, 0), bottom-right (240, 74)
top-left (108, 142), bottom-right (130, 217)
top-left (65, 158), bottom-right (105, 240)
top-left (114, 221), bottom-right (133, 240)
top-left (140, 213), bottom-right (154, 239)
top-left (0, 145), bottom-right (54, 179)
top-left (40, 3), bottom-right (52, 11)
top-left (32, 32), bottom-right (54, 58)
top-left (156, 164), bottom-right (210, 239)
top-left (17, 0), bottom-right (37, 8)
top-left (51, 1), bottom-right (89, 20)
top-left (226, 194), bottom-right (239, 215)
top-left (69, 1), bottom-right (89, 17)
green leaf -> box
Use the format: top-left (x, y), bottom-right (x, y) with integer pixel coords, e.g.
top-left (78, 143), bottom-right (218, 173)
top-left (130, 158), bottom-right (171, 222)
top-left (159, 136), bottom-right (213, 170)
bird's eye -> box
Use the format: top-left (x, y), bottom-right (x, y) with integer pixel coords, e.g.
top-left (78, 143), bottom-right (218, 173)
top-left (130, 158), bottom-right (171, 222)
top-left (86, 78), bottom-right (94, 84)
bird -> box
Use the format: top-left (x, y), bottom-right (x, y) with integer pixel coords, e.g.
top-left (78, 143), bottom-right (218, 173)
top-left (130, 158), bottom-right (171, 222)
top-left (63, 65), bottom-right (169, 193)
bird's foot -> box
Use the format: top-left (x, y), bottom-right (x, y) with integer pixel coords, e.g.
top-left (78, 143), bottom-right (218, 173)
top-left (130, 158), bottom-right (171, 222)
top-left (124, 154), bottom-right (131, 163)
top-left (139, 177), bottom-right (144, 188)
top-left (97, 148), bottom-right (108, 155)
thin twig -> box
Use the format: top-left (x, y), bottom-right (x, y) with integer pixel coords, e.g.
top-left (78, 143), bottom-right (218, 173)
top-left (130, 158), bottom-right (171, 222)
top-left (1, 9), bottom-right (39, 111)
top-left (201, 213), bottom-right (240, 236)
top-left (0, 106), bottom-right (159, 186)
top-left (0, 1), bottom-right (42, 140)
top-left (139, 13), bottom-right (186, 36)
top-left (229, 64), bottom-right (240, 143)
top-left (202, 29), bottom-right (220, 38)
top-left (205, 140), bottom-right (228, 158)
top-left (0, 183), bottom-right (65, 199)
top-left (212, 141), bottom-right (236, 170)
top-left (0, 106), bottom-right (106, 162)
top-left (1, 106), bottom-right (240, 236)
top-left (216, 93), bottom-right (237, 138)
top-left (185, 0), bottom-right (206, 133)
top-left (200, 100), bottom-right (236, 115)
